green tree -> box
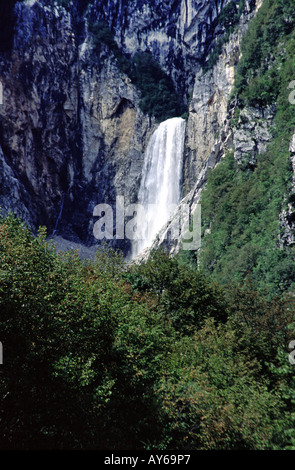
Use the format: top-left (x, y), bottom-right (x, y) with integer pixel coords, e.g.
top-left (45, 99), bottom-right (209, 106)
top-left (0, 214), bottom-right (168, 449)
top-left (126, 249), bottom-right (227, 335)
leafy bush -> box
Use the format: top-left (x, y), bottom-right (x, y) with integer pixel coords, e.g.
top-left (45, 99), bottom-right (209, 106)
top-left (158, 319), bottom-right (285, 450)
top-left (125, 249), bottom-right (227, 335)
top-left (0, 214), bottom-right (168, 449)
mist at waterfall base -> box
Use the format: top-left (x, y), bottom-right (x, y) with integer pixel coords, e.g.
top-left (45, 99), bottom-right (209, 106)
top-left (131, 117), bottom-right (186, 260)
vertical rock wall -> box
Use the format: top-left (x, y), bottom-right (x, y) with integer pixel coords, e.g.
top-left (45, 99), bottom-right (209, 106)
top-left (0, 0), bottom-right (261, 253)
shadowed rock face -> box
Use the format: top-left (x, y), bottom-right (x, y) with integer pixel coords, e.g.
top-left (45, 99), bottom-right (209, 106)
top-left (0, 0), bottom-right (258, 253)
top-left (88, 0), bottom-right (242, 102)
top-left (0, 1), bottom-right (19, 53)
top-left (0, 0), bottom-right (155, 251)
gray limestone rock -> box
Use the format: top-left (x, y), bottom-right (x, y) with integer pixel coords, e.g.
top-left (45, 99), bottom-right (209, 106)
top-left (0, 0), bottom-right (260, 255)
top-left (233, 106), bottom-right (275, 168)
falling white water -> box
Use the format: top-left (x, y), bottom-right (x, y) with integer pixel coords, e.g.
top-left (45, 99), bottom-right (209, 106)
top-left (131, 117), bottom-right (186, 259)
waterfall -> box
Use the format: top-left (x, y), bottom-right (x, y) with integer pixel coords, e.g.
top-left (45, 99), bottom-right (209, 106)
top-left (131, 117), bottom-right (186, 259)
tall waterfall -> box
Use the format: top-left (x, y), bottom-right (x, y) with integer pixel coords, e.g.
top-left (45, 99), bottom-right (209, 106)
top-left (131, 117), bottom-right (186, 259)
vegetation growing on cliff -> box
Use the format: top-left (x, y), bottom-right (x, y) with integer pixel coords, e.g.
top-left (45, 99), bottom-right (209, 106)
top-left (234, 0), bottom-right (295, 106)
top-left (203, 0), bottom-right (246, 72)
top-left (194, 0), bottom-right (295, 298)
top-left (89, 21), bottom-right (187, 122)
top-left (0, 214), bottom-right (295, 450)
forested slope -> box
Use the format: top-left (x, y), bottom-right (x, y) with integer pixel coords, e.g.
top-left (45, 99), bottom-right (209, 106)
top-left (197, 0), bottom-right (295, 297)
top-left (0, 213), bottom-right (295, 450)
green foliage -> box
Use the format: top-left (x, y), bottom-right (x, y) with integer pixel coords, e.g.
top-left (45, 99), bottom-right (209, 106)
top-left (2, 0), bottom-right (295, 452)
top-left (219, 1), bottom-right (245, 29)
top-left (153, 2), bottom-right (295, 447)
top-left (234, 0), bottom-right (295, 106)
top-left (156, 277), bottom-right (295, 450)
top-left (203, 0), bottom-right (246, 72)
top-left (0, 214), bottom-right (168, 449)
top-left (225, 277), bottom-right (295, 368)
top-left (1, 215), bottom-right (295, 449)
top-left (125, 249), bottom-right (227, 335)
top-left (267, 347), bottom-right (295, 449)
top-left (158, 319), bottom-right (285, 450)
top-left (194, 0), bottom-right (295, 297)
top-left (89, 21), bottom-right (118, 51)
top-left (196, 144), bottom-right (295, 295)
top-left (130, 52), bottom-right (187, 121)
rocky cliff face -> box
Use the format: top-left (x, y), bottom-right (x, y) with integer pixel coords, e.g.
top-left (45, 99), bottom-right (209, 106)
top-left (149, 0), bottom-right (265, 255)
top-left (0, 0), bottom-right (156, 253)
top-left (91, 0), bottom-right (234, 100)
top-left (0, 0), bottom-right (262, 255)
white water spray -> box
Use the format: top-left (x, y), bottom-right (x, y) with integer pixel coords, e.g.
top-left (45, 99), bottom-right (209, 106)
top-left (131, 117), bottom-right (186, 259)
